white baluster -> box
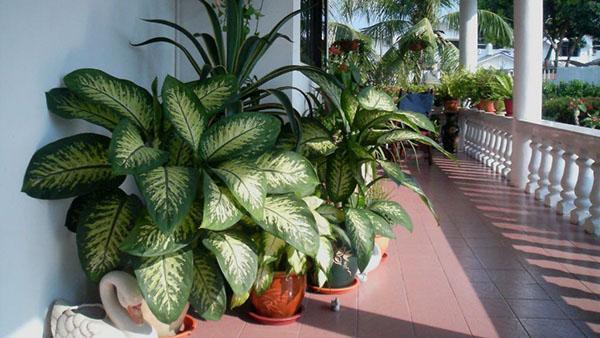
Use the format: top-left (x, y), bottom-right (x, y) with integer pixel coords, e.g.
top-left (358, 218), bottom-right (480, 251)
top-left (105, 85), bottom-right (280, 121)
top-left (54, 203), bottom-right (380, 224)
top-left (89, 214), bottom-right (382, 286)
top-left (480, 127), bottom-right (492, 163)
top-left (491, 130), bottom-right (503, 171)
top-left (496, 131), bottom-right (508, 175)
top-left (475, 124), bottom-right (485, 159)
top-left (534, 141), bottom-right (553, 201)
top-left (583, 157), bottom-right (600, 236)
top-left (483, 128), bottom-right (496, 166)
top-left (465, 121), bottom-right (473, 155)
top-left (544, 141), bottom-right (565, 207)
top-left (557, 151), bottom-right (578, 216)
top-left (525, 138), bottom-right (542, 194)
top-left (467, 123), bottom-right (477, 157)
top-left (502, 135), bottom-right (513, 178)
top-left (570, 153), bottom-right (593, 225)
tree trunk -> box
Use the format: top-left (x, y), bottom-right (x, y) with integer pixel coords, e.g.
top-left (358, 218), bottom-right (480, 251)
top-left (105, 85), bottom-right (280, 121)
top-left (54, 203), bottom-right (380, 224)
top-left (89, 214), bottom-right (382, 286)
top-left (565, 36), bottom-right (581, 67)
top-left (554, 40), bottom-right (563, 68)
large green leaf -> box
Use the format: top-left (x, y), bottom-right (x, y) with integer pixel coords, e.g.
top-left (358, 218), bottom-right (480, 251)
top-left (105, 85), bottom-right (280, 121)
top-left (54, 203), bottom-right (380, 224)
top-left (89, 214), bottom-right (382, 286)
top-left (164, 133), bottom-right (194, 167)
top-left (22, 133), bottom-right (125, 199)
top-left (299, 118), bottom-right (336, 157)
top-left (202, 231), bottom-right (258, 295)
top-left (396, 110), bottom-right (436, 133)
top-left (345, 208), bottom-right (374, 272)
top-left (189, 75), bottom-right (237, 115)
top-left (316, 204), bottom-right (345, 224)
top-left (135, 166), bottom-right (198, 233)
top-left (120, 203), bottom-right (201, 257)
top-left (200, 173), bottom-right (242, 231)
top-left (369, 200), bottom-right (413, 232)
top-left (377, 130), bottom-right (451, 157)
top-left (46, 88), bottom-right (120, 131)
top-left (255, 151), bottom-right (319, 196)
top-left (162, 76), bottom-right (208, 152)
top-left (134, 250), bottom-right (193, 323)
top-left (257, 195), bottom-right (319, 256)
top-left (326, 150), bottom-right (357, 203)
top-left (109, 119), bottom-right (168, 174)
top-left (64, 69), bottom-right (153, 134)
top-left (190, 252), bottom-right (226, 321)
top-left (64, 190), bottom-right (108, 233)
top-left (316, 236), bottom-right (334, 272)
top-left (364, 209), bottom-right (396, 239)
top-left (357, 87), bottom-right (396, 112)
top-left (303, 196), bottom-right (332, 236)
top-left (253, 262), bottom-right (274, 296)
top-left (76, 189), bottom-right (141, 282)
top-left (212, 159), bottom-right (266, 221)
top-left (199, 113), bottom-right (280, 164)
top-left (353, 110), bottom-right (395, 131)
top-left (341, 89), bottom-right (359, 124)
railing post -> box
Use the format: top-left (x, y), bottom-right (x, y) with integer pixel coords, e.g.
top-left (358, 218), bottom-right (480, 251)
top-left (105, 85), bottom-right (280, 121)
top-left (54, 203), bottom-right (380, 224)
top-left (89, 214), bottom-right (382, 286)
top-left (525, 138), bottom-right (542, 194)
top-left (570, 153), bottom-right (593, 225)
top-left (503, 135), bottom-right (513, 178)
top-left (497, 131), bottom-right (509, 175)
top-left (557, 151), bottom-right (578, 216)
top-left (544, 141), bottom-right (565, 207)
top-left (583, 157), bottom-right (599, 236)
top-left (535, 141), bottom-right (553, 201)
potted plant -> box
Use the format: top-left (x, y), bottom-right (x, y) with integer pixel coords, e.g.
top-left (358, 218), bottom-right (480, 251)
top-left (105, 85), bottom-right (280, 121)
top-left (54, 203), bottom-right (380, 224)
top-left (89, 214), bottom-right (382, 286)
top-left (437, 69), bottom-right (470, 112)
top-left (492, 71), bottom-right (514, 116)
top-left (474, 68), bottom-right (497, 113)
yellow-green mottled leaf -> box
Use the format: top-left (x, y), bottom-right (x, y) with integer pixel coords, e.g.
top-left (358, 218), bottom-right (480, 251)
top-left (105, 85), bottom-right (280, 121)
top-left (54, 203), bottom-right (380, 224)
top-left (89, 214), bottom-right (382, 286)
top-left (202, 231), bottom-right (258, 295)
top-left (345, 208), bottom-right (374, 272)
top-left (315, 204), bottom-right (345, 224)
top-left (134, 250), bottom-right (193, 323)
top-left (316, 236), bottom-right (334, 272)
top-left (299, 118), bottom-right (336, 157)
top-left (109, 119), bottom-right (168, 174)
top-left (369, 200), bottom-right (413, 233)
top-left (135, 166), bottom-right (198, 233)
top-left (341, 89), bottom-right (359, 124)
top-left (364, 209), bottom-right (396, 239)
top-left (397, 110), bottom-right (436, 133)
top-left (22, 133), bottom-right (125, 199)
top-left (64, 69), bottom-right (153, 134)
top-left (357, 87), bottom-right (395, 112)
top-left (190, 252), bottom-right (226, 321)
top-left (253, 263), bottom-right (274, 295)
top-left (255, 151), bottom-right (319, 196)
top-left (200, 173), bottom-right (242, 231)
top-left (76, 189), bottom-right (141, 282)
top-left (46, 88), bottom-right (120, 131)
top-left (286, 247), bottom-right (307, 275)
top-left (212, 159), bottom-right (266, 221)
top-left (189, 75), bottom-right (237, 115)
top-left (199, 113), bottom-right (280, 164)
top-left (120, 202), bottom-right (201, 257)
top-left (230, 291), bottom-right (250, 309)
top-left (162, 76), bottom-right (208, 153)
top-left (257, 195), bottom-right (319, 256)
top-left (164, 133), bottom-right (194, 167)
top-left (326, 150), bottom-right (356, 203)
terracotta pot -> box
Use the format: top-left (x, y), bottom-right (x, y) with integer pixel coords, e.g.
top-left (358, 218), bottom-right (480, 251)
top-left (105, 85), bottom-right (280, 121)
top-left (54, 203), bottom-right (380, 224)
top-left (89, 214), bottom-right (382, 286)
top-left (408, 41), bottom-right (424, 51)
top-left (444, 99), bottom-right (460, 112)
top-left (250, 273), bottom-right (306, 318)
top-left (473, 101), bottom-right (482, 110)
top-left (481, 99), bottom-right (496, 113)
top-left (167, 315), bottom-right (198, 338)
top-left (504, 99), bottom-right (513, 116)
top-left (374, 236), bottom-right (390, 257)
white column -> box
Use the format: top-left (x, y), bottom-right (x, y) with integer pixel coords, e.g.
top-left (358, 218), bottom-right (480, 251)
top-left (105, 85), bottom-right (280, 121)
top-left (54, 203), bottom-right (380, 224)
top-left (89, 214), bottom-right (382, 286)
top-left (459, 0), bottom-right (478, 71)
top-left (510, 0), bottom-right (544, 189)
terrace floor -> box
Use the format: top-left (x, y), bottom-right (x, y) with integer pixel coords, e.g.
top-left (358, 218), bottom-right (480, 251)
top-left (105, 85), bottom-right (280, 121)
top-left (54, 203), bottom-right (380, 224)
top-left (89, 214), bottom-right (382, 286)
top-left (192, 153), bottom-right (600, 338)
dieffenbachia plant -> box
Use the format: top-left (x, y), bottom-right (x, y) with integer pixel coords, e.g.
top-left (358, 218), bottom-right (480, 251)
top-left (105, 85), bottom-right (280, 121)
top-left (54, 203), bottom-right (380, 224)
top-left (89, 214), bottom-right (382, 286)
top-left (22, 69), bottom-right (322, 323)
top-left (278, 85), bottom-right (452, 282)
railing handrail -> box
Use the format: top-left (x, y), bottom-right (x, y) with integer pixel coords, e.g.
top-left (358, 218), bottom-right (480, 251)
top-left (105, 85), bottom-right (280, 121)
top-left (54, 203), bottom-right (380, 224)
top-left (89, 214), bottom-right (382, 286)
top-left (460, 109), bottom-right (512, 131)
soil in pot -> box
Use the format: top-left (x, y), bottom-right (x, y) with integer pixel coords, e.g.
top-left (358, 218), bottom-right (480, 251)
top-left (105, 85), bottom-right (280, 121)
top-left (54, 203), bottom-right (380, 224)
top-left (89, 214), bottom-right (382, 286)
top-left (444, 99), bottom-right (460, 112)
top-left (481, 99), bottom-right (496, 113)
top-left (250, 272), bottom-right (305, 319)
top-left (504, 99), bottom-right (513, 116)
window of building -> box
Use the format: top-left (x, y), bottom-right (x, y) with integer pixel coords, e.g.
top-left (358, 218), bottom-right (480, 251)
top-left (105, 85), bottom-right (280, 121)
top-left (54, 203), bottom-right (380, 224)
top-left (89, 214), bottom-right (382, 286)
top-left (300, 0), bottom-right (327, 68)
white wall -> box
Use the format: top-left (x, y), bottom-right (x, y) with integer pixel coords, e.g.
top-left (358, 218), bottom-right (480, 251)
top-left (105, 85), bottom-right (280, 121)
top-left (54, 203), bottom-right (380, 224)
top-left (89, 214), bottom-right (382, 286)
top-left (0, 1), bottom-right (175, 337)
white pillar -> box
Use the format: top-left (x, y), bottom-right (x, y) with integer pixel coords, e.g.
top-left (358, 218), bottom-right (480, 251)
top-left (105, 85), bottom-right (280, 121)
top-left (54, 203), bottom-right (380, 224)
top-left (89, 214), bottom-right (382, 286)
top-left (459, 0), bottom-right (478, 71)
top-left (509, 0), bottom-right (544, 189)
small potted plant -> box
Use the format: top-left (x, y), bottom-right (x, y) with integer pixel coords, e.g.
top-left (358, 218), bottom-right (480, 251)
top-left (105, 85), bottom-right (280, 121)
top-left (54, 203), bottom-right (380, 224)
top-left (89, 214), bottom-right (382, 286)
top-left (437, 69), bottom-right (470, 112)
top-left (492, 72), bottom-right (514, 116)
top-left (474, 69), bottom-right (497, 113)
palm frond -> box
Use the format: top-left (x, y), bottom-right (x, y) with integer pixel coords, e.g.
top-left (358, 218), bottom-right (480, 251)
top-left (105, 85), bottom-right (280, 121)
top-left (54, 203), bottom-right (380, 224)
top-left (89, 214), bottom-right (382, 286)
top-left (442, 9), bottom-right (513, 47)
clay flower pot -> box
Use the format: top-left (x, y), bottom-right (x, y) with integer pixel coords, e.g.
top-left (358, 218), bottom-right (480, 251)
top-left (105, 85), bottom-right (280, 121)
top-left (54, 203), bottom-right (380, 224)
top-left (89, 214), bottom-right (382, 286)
top-left (504, 99), bottom-right (513, 117)
top-left (250, 273), bottom-right (306, 319)
top-left (168, 315), bottom-right (198, 338)
top-left (444, 99), bottom-right (460, 112)
top-left (480, 99), bottom-right (496, 113)
top-left (374, 236), bottom-right (390, 258)
top-left (408, 41), bottom-right (424, 51)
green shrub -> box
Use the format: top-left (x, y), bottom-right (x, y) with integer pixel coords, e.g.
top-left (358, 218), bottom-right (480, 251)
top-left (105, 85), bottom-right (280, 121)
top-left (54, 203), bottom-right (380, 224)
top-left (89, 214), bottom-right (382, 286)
top-left (543, 80), bottom-right (600, 99)
top-left (543, 96), bottom-right (600, 128)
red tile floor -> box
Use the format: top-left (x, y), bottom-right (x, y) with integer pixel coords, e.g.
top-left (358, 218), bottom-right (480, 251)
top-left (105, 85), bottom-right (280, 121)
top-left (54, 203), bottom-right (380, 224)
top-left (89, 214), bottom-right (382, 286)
top-left (191, 153), bottom-right (599, 338)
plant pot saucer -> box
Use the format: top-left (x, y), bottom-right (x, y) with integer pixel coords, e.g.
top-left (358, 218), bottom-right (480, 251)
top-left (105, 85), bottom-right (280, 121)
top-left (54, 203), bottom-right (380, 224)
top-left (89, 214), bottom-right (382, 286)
top-left (168, 315), bottom-right (198, 338)
top-left (248, 306), bottom-right (304, 325)
top-left (380, 252), bottom-right (389, 262)
top-left (308, 277), bottom-right (360, 295)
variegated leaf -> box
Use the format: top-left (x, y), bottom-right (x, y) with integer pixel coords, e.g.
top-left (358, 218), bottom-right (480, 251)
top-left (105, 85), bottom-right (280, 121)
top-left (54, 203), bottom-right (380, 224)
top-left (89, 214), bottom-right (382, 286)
top-left (120, 202), bottom-right (201, 257)
top-left (357, 87), bottom-right (396, 112)
top-left (255, 151), bottom-right (319, 196)
top-left (286, 247), bottom-right (307, 275)
top-left (22, 133), bottom-right (125, 199)
top-left (200, 173), bottom-right (242, 231)
top-left (326, 150), bottom-right (357, 203)
top-left (369, 200), bottom-right (413, 232)
top-left (352, 109), bottom-right (394, 131)
top-left (109, 119), bottom-right (168, 174)
top-left (303, 196), bottom-right (332, 236)
top-left (135, 166), bottom-right (198, 233)
top-left (315, 204), bottom-right (345, 224)
top-left (65, 190), bottom-right (107, 232)
top-left (299, 118), bottom-right (336, 157)
top-left (341, 88), bottom-right (359, 124)
top-left (76, 189), bottom-right (141, 282)
top-left (189, 75), bottom-right (237, 115)
top-left (164, 133), bottom-right (194, 167)
top-left (212, 159), bottom-right (266, 221)
top-left (377, 130), bottom-right (451, 158)
top-left (259, 232), bottom-right (287, 262)
top-left (397, 110), bottom-right (436, 133)
top-left (134, 250), bottom-right (193, 323)
top-left (230, 292), bottom-right (250, 309)
top-left (316, 236), bottom-right (334, 272)
top-left (199, 113), bottom-right (280, 164)
top-left (46, 88), bottom-right (120, 131)
top-left (190, 252), bottom-right (226, 321)
top-left (257, 195), bottom-right (319, 256)
top-left (364, 209), bottom-right (396, 239)
top-left (202, 231), bottom-right (258, 295)
top-left (162, 76), bottom-right (208, 152)
top-left (64, 69), bottom-right (153, 133)
top-left (345, 208), bottom-right (374, 272)
top-left (253, 263), bottom-right (274, 295)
